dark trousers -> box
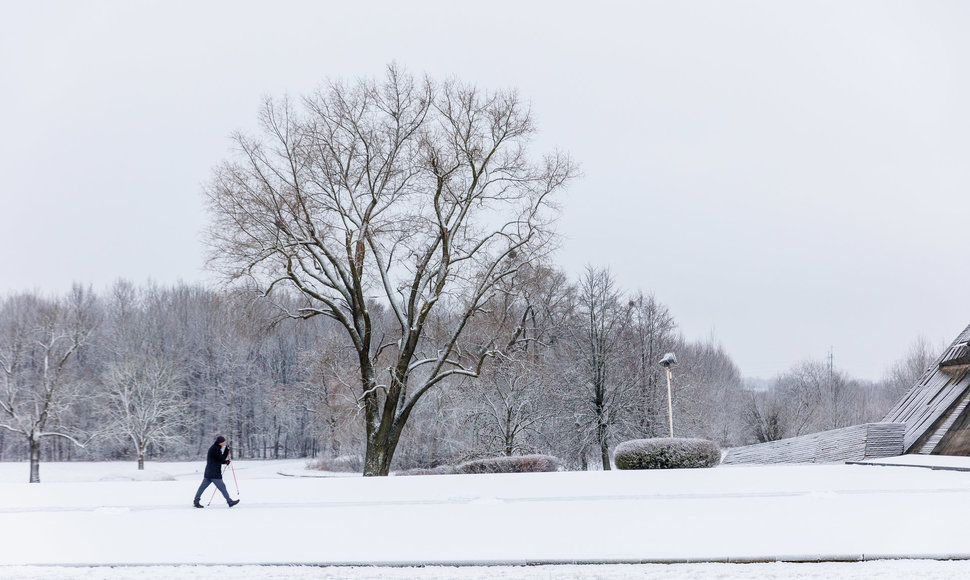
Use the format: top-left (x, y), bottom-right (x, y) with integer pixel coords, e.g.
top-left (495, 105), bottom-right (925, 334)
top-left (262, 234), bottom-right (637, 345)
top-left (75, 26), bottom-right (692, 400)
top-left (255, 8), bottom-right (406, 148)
top-left (195, 477), bottom-right (232, 504)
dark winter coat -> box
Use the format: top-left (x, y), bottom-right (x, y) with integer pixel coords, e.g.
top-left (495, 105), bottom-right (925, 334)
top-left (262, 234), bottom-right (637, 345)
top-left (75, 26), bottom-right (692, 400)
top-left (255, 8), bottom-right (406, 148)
top-left (204, 443), bottom-right (230, 479)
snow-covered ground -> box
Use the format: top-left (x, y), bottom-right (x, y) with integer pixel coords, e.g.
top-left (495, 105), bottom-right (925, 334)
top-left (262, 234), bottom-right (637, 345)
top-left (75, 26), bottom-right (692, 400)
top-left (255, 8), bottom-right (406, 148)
top-left (5, 561), bottom-right (970, 580)
top-left (2, 456), bottom-right (970, 579)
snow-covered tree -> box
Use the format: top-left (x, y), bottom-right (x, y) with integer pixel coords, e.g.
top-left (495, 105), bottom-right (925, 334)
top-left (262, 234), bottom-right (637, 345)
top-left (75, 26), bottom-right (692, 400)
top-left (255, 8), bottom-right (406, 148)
top-left (0, 287), bottom-right (97, 482)
top-left (203, 65), bottom-right (575, 475)
top-left (565, 267), bottom-right (635, 470)
top-left (469, 357), bottom-right (547, 457)
top-left (628, 292), bottom-right (678, 438)
top-left (670, 337), bottom-right (746, 445)
top-left (101, 355), bottom-right (188, 469)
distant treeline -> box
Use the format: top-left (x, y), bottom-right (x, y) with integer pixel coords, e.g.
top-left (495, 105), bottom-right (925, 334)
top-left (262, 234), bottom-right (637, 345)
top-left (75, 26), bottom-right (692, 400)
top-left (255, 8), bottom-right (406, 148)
top-left (0, 274), bottom-right (925, 476)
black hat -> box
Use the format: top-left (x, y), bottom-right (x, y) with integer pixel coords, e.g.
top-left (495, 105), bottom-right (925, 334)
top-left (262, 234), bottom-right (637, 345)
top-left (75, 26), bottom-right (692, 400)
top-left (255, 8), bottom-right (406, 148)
top-left (214, 435), bottom-right (226, 444)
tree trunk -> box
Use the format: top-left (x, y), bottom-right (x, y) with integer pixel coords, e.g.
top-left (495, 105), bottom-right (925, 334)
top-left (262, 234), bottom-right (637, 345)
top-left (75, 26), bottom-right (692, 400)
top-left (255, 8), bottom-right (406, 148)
top-left (29, 438), bottom-right (41, 483)
top-left (595, 377), bottom-right (611, 470)
top-left (364, 441), bottom-right (392, 476)
top-left (329, 416), bottom-right (338, 454)
top-left (364, 433), bottom-right (400, 476)
top-left (505, 407), bottom-right (514, 456)
top-left (364, 420), bottom-right (405, 476)
top-left (138, 452), bottom-right (145, 470)
top-left (274, 424), bottom-right (281, 459)
top-left (430, 424), bottom-right (439, 466)
top-left (599, 424), bottom-right (611, 471)
top-left (361, 360), bottom-right (396, 476)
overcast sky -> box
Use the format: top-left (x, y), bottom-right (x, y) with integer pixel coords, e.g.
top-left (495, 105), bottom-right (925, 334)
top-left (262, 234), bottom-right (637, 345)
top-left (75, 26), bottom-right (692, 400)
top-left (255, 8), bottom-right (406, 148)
top-left (2, 1), bottom-right (968, 381)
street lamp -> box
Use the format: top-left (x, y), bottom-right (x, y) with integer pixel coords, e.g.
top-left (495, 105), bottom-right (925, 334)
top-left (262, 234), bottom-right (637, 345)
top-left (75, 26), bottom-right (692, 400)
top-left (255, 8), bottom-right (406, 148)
top-left (659, 352), bottom-right (677, 437)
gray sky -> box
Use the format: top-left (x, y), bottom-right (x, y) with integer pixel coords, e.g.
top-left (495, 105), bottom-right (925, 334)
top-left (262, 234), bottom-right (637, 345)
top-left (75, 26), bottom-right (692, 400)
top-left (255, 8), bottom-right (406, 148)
top-left (2, 1), bottom-right (968, 381)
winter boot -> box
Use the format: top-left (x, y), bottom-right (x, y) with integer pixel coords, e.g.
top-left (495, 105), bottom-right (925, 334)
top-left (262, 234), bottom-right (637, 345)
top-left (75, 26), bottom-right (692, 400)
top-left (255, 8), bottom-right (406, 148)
top-left (193, 499), bottom-right (204, 508)
top-left (228, 499), bottom-right (240, 507)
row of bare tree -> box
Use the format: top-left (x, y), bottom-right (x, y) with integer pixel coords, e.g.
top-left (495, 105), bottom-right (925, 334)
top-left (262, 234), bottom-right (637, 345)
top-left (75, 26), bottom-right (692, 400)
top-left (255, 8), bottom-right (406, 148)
top-left (0, 272), bottom-right (925, 481)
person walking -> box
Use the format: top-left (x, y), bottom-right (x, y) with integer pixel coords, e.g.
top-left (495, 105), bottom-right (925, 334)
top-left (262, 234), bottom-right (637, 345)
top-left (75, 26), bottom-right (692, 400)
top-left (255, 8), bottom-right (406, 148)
top-left (193, 435), bottom-right (240, 508)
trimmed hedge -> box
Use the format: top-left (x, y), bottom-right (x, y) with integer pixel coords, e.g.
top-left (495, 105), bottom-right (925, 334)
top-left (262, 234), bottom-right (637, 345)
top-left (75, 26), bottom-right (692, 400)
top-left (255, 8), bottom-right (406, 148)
top-left (394, 465), bottom-right (459, 477)
top-left (614, 438), bottom-right (721, 470)
top-left (306, 455), bottom-right (363, 473)
top-left (395, 454), bottom-right (562, 476)
top-left (456, 454), bottom-right (563, 474)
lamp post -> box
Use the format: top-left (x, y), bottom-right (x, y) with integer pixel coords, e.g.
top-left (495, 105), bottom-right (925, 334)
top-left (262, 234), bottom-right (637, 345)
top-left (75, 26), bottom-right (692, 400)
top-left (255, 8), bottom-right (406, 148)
top-left (659, 352), bottom-right (677, 437)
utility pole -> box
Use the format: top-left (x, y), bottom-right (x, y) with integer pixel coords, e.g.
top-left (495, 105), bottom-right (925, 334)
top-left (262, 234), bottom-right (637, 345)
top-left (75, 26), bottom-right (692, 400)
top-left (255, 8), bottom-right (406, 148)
top-left (828, 347), bottom-right (834, 385)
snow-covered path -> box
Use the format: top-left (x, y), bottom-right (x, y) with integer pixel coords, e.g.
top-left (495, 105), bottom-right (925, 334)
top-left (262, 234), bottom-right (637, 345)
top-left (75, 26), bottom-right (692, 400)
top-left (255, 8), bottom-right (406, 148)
top-left (2, 458), bottom-right (970, 577)
top-left (7, 561), bottom-right (970, 580)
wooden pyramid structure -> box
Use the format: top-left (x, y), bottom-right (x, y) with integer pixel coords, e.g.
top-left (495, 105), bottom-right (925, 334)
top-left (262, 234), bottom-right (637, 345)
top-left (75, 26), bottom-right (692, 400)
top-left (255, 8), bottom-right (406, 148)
top-left (883, 322), bottom-right (970, 455)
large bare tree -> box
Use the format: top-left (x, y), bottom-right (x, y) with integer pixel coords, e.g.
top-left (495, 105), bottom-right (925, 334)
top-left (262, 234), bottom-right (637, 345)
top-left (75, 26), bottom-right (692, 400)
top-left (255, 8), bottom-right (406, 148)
top-left (204, 65), bottom-right (575, 475)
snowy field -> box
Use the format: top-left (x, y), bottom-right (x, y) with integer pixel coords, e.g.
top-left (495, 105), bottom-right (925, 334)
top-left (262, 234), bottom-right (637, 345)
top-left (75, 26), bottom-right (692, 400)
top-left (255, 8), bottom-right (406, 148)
top-left (3, 456), bottom-right (970, 579)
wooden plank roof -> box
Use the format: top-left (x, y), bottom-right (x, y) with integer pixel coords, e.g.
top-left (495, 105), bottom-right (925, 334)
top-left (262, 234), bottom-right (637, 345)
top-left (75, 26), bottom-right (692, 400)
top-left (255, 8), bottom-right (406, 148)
top-left (882, 323), bottom-right (970, 453)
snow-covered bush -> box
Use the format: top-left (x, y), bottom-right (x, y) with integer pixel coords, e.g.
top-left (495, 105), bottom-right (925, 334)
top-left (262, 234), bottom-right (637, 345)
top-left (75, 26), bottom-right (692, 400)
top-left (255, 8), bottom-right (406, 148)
top-left (306, 455), bottom-right (363, 472)
top-left (456, 454), bottom-right (561, 474)
top-left (395, 455), bottom-right (561, 475)
top-left (614, 438), bottom-right (721, 470)
top-left (394, 465), bottom-right (459, 476)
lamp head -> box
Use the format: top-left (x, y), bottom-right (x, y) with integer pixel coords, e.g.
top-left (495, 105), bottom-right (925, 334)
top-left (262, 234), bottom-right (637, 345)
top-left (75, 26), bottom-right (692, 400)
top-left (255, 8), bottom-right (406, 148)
top-left (659, 352), bottom-right (677, 368)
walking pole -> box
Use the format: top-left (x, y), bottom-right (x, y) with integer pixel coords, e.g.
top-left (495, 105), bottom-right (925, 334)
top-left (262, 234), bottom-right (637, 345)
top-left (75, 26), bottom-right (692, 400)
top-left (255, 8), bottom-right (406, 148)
top-left (660, 352), bottom-right (678, 438)
top-left (230, 460), bottom-right (240, 495)
top-left (226, 445), bottom-right (240, 495)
